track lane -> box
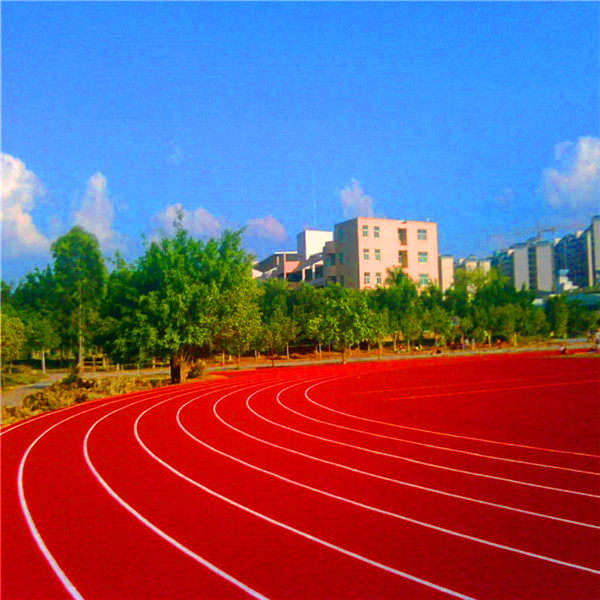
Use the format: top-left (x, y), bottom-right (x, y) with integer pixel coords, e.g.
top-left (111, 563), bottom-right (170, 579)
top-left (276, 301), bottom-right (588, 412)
top-left (3, 355), bottom-right (599, 599)
top-left (96, 378), bottom-right (462, 599)
top-left (140, 381), bottom-right (599, 598)
top-left (197, 382), bottom-right (600, 566)
top-left (274, 380), bottom-right (600, 494)
top-left (234, 381), bottom-right (600, 525)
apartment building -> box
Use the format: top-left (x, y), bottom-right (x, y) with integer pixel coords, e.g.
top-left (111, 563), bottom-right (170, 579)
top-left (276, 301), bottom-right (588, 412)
top-left (254, 217), bottom-right (439, 289)
top-left (554, 216), bottom-right (600, 288)
top-left (325, 217), bottom-right (439, 289)
top-left (494, 239), bottom-right (554, 292)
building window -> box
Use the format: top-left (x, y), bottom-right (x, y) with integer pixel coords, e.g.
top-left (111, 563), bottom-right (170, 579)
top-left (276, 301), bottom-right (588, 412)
top-left (376, 272), bottom-right (381, 286)
top-left (418, 252), bottom-right (428, 263)
top-left (418, 229), bottom-right (427, 241)
top-left (339, 252), bottom-right (344, 264)
top-left (418, 274), bottom-right (429, 286)
top-left (329, 253), bottom-right (336, 266)
top-left (375, 249), bottom-right (381, 261)
top-left (315, 265), bottom-right (323, 279)
top-left (374, 226), bottom-right (380, 238)
top-left (364, 272), bottom-right (370, 285)
top-left (363, 248), bottom-right (369, 260)
top-left (398, 250), bottom-right (408, 268)
top-left (340, 275), bottom-right (345, 287)
top-left (337, 228), bottom-right (343, 242)
top-left (362, 225), bottom-right (369, 237)
top-left (324, 256), bottom-right (330, 267)
top-left (398, 228), bottom-right (407, 244)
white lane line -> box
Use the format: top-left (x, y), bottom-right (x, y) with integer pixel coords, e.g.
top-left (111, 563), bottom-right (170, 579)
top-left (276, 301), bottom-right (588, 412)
top-left (16, 390), bottom-right (165, 600)
top-left (136, 381), bottom-right (477, 600)
top-left (219, 382), bottom-right (600, 528)
top-left (316, 378), bottom-right (600, 459)
top-left (348, 373), bottom-right (588, 396)
top-left (248, 381), bottom-right (600, 499)
top-left (83, 382), bottom-right (274, 600)
top-left (275, 385), bottom-right (600, 477)
top-left (179, 381), bottom-right (600, 574)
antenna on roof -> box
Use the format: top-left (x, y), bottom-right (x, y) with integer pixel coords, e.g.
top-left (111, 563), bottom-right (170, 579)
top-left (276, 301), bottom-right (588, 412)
top-left (312, 168), bottom-right (317, 228)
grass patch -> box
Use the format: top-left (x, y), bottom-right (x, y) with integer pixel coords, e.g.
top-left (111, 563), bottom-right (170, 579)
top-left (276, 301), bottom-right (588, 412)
top-left (1, 367), bottom-right (48, 390)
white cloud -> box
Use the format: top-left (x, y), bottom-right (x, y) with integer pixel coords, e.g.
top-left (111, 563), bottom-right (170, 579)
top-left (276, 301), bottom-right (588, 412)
top-left (339, 179), bottom-right (374, 218)
top-left (541, 136), bottom-right (600, 211)
top-left (72, 172), bottom-right (127, 253)
top-left (152, 203), bottom-right (224, 238)
top-left (245, 215), bottom-right (287, 242)
top-left (1, 153), bottom-right (50, 258)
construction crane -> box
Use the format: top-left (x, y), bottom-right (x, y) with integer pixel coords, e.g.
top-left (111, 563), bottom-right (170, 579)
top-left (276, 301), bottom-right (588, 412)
top-left (487, 225), bottom-right (557, 243)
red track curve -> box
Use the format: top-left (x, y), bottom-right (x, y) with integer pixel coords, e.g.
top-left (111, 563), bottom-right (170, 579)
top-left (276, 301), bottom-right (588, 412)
top-left (2, 354), bottom-right (599, 598)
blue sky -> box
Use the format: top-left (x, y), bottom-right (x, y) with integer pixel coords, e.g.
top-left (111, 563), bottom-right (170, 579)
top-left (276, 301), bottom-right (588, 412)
top-left (2, 2), bottom-right (599, 282)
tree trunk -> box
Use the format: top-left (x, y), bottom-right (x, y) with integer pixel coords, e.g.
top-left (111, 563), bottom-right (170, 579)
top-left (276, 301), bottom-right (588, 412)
top-left (41, 348), bottom-right (46, 374)
top-left (77, 284), bottom-right (84, 374)
top-left (170, 354), bottom-right (181, 384)
top-left (328, 340), bottom-right (331, 360)
top-left (286, 344), bottom-right (290, 360)
top-left (393, 333), bottom-right (398, 352)
top-left (341, 346), bottom-right (346, 364)
top-left (378, 342), bottom-right (382, 360)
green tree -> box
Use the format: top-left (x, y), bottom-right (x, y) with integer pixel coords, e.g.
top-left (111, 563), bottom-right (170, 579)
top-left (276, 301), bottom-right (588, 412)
top-left (566, 300), bottom-right (597, 336)
top-left (545, 295), bottom-right (569, 339)
top-left (379, 268), bottom-right (419, 351)
top-left (1, 306), bottom-right (26, 372)
top-left (51, 227), bottom-right (107, 371)
top-left (216, 284), bottom-right (262, 366)
top-left (321, 286), bottom-right (370, 364)
top-left (13, 267), bottom-right (60, 372)
top-left (424, 305), bottom-right (453, 347)
top-left (131, 225), bottom-right (254, 382)
top-left (260, 307), bottom-right (299, 366)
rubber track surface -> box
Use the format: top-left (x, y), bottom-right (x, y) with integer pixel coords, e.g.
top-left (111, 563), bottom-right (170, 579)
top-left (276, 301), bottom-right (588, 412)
top-left (2, 354), bottom-right (599, 599)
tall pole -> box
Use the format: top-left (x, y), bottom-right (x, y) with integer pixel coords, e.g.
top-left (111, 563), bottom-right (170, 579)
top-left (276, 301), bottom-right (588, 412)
top-left (312, 168), bottom-right (317, 228)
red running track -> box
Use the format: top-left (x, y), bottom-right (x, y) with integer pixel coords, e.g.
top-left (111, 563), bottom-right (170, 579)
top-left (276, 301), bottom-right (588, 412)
top-left (2, 353), bottom-right (599, 599)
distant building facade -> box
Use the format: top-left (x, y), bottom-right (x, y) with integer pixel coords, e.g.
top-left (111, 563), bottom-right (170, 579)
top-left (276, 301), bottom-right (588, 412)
top-left (553, 216), bottom-right (600, 289)
top-left (327, 217), bottom-right (439, 289)
top-left (253, 217), bottom-right (439, 289)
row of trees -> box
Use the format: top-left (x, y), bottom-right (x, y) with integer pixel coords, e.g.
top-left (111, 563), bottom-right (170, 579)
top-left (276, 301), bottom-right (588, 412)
top-left (2, 222), bottom-right (597, 382)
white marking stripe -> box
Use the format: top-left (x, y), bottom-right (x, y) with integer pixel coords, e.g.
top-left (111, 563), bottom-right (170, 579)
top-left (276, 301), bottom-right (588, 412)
top-left (323, 376), bottom-right (600, 459)
top-left (180, 380), bottom-right (600, 573)
top-left (83, 382), bottom-right (271, 600)
top-left (279, 386), bottom-right (600, 476)
top-left (247, 379), bottom-right (600, 499)
top-left (135, 381), bottom-right (477, 599)
top-left (16, 391), bottom-right (161, 599)
top-left (206, 380), bottom-right (600, 528)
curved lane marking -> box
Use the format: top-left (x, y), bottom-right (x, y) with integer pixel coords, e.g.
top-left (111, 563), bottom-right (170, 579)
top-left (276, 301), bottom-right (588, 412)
top-left (190, 380), bottom-right (600, 573)
top-left (318, 377), bottom-right (600, 459)
top-left (82, 382), bottom-right (270, 600)
top-left (135, 378), bottom-right (477, 600)
top-left (275, 385), bottom-right (600, 477)
top-left (16, 390), bottom-right (165, 600)
top-left (205, 380), bottom-right (600, 528)
top-left (248, 380), bottom-right (599, 498)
